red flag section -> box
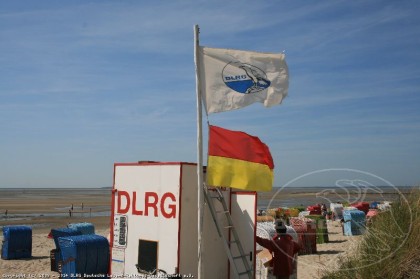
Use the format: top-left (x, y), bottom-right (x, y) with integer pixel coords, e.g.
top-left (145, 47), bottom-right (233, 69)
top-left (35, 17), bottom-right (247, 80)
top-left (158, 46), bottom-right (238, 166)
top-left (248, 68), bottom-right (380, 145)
top-left (207, 125), bottom-right (274, 191)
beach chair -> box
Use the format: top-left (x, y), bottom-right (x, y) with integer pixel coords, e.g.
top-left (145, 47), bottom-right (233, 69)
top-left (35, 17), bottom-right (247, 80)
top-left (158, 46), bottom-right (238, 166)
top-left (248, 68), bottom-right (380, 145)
top-left (58, 234), bottom-right (109, 278)
top-left (289, 217), bottom-right (317, 255)
top-left (305, 215), bottom-right (329, 244)
top-left (49, 227), bottom-right (82, 272)
top-left (343, 210), bottom-right (366, 236)
top-left (1, 225), bottom-right (32, 260)
top-left (67, 222), bottom-right (95, 235)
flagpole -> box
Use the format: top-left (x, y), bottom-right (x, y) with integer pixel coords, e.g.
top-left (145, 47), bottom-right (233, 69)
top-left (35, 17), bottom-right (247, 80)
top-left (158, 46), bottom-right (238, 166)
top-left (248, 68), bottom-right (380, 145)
top-left (194, 24), bottom-right (204, 279)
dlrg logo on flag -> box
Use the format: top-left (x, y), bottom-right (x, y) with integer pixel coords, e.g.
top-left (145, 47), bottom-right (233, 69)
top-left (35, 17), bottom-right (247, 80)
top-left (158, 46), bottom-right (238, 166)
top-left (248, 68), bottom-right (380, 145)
top-left (222, 62), bottom-right (271, 94)
top-left (198, 47), bottom-right (289, 114)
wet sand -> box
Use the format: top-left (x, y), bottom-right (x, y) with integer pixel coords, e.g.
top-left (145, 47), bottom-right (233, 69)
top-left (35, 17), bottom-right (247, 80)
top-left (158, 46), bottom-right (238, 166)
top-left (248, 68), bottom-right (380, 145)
top-left (0, 188), bottom-right (111, 232)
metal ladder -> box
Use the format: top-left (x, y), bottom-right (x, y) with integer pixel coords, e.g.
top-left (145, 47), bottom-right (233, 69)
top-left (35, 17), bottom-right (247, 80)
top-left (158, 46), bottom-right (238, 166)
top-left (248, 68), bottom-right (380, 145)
top-left (203, 187), bottom-right (253, 279)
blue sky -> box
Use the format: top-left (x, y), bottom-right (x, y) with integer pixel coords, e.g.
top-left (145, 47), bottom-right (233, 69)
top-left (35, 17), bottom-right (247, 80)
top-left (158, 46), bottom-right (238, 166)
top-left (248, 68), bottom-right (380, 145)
top-left (1, 1), bottom-right (419, 188)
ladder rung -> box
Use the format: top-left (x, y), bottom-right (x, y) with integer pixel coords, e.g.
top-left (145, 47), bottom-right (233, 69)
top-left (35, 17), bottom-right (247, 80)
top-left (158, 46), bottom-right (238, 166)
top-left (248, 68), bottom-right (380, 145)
top-left (233, 254), bottom-right (248, 260)
top-left (215, 210), bottom-right (230, 214)
top-left (238, 270), bottom-right (252, 276)
top-left (229, 240), bottom-right (238, 244)
top-left (224, 225), bottom-right (233, 229)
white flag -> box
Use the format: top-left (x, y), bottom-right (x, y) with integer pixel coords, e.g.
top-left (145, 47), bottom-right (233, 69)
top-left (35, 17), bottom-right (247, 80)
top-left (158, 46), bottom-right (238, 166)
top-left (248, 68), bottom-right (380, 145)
top-left (198, 47), bottom-right (289, 114)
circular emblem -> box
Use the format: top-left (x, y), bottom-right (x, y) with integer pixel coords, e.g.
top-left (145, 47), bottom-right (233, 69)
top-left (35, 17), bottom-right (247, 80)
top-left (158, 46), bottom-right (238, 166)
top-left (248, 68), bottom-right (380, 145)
top-left (222, 62), bottom-right (271, 94)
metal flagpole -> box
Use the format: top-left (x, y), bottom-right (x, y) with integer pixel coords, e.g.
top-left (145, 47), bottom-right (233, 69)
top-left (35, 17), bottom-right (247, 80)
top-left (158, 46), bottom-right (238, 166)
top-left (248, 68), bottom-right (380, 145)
top-left (194, 24), bottom-right (204, 279)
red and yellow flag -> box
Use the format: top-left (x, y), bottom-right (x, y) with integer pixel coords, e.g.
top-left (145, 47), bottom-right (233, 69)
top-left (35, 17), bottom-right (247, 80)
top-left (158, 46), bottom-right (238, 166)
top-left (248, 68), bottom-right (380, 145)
top-left (206, 125), bottom-right (274, 191)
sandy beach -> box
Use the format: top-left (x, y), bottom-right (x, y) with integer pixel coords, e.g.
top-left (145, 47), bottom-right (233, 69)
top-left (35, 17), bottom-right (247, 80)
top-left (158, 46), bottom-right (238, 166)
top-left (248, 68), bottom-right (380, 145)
top-left (0, 219), bottom-right (361, 278)
top-left (0, 188), bottom-right (371, 278)
top-left (0, 226), bottom-right (110, 276)
top-left (297, 221), bottom-right (362, 279)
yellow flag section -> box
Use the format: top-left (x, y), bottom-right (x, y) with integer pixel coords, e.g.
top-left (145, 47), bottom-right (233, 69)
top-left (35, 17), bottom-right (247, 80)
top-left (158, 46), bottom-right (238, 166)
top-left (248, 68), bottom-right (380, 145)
top-left (206, 125), bottom-right (274, 191)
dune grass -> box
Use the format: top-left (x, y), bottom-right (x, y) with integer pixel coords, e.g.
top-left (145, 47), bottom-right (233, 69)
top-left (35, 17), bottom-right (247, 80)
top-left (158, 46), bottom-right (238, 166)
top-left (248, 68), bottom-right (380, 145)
top-left (322, 189), bottom-right (420, 279)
